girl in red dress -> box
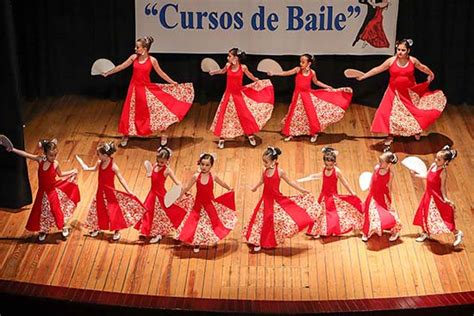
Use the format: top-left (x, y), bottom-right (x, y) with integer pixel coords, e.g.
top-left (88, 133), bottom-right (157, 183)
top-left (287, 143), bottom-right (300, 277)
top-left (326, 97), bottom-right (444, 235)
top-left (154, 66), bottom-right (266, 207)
top-left (361, 150), bottom-right (402, 242)
top-left (175, 153), bottom-right (237, 253)
top-left (412, 146), bottom-right (463, 247)
top-left (135, 146), bottom-right (193, 243)
top-left (305, 147), bottom-right (363, 238)
top-left (268, 54), bottom-right (352, 143)
top-left (357, 39), bottom-right (446, 145)
top-left (358, 0), bottom-right (390, 48)
top-left (7, 139), bottom-right (80, 242)
top-left (209, 48), bottom-right (274, 149)
top-left (103, 36), bottom-right (194, 147)
top-left (81, 142), bottom-right (147, 241)
top-left (243, 147), bottom-right (318, 252)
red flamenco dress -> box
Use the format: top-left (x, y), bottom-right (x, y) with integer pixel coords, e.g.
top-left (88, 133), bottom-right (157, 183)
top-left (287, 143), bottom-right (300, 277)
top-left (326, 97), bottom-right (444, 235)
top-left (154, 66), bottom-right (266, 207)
top-left (362, 165), bottom-right (402, 238)
top-left (210, 65), bottom-right (274, 138)
top-left (86, 159), bottom-right (147, 231)
top-left (243, 165), bottom-right (318, 249)
top-left (359, 7), bottom-right (389, 48)
top-left (281, 70), bottom-right (352, 137)
top-left (135, 166), bottom-right (194, 237)
top-left (413, 165), bottom-right (455, 235)
top-left (119, 57), bottom-right (194, 136)
top-left (307, 168), bottom-right (363, 237)
top-left (26, 161), bottom-right (80, 232)
top-left (175, 173), bottom-right (237, 246)
top-left (371, 58), bottom-right (447, 136)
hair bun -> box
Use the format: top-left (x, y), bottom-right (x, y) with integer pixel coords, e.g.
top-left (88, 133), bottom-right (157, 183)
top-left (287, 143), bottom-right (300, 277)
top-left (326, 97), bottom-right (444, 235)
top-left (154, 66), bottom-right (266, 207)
top-left (321, 146), bottom-right (335, 154)
top-left (390, 153), bottom-right (398, 164)
top-left (450, 149), bottom-right (457, 160)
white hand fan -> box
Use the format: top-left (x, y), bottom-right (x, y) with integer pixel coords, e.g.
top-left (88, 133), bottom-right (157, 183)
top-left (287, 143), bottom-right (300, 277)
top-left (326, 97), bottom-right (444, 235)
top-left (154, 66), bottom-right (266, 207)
top-left (257, 59), bottom-right (283, 74)
top-left (0, 134), bottom-right (13, 151)
top-left (164, 184), bottom-right (182, 208)
top-left (344, 68), bottom-right (365, 78)
top-left (297, 174), bottom-right (321, 183)
top-left (200, 58), bottom-right (220, 73)
top-left (144, 160), bottom-right (153, 177)
top-left (91, 58), bottom-right (115, 76)
top-left (75, 155), bottom-right (88, 170)
top-left (359, 172), bottom-right (373, 191)
top-left (402, 156), bottom-right (428, 177)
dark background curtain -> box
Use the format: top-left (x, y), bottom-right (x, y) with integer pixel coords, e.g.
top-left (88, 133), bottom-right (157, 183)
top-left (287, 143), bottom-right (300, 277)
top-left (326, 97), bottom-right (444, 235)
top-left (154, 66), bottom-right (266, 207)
top-left (0, 0), bottom-right (32, 208)
top-left (11, 0), bottom-right (474, 106)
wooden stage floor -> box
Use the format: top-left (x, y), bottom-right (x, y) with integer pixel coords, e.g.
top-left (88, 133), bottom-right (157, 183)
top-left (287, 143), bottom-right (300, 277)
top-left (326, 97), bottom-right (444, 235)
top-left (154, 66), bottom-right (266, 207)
top-left (0, 96), bottom-right (473, 312)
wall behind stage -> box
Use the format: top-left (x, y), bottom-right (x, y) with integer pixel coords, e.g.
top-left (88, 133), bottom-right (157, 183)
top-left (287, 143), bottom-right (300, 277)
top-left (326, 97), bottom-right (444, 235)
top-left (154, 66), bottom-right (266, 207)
top-left (12, 0), bottom-right (473, 106)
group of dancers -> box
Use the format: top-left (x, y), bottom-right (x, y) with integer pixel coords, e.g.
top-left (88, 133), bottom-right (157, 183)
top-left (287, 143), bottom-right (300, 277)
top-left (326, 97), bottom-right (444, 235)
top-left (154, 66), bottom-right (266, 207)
top-left (102, 36), bottom-right (446, 149)
top-left (0, 35), bottom-right (462, 252)
top-left (3, 138), bottom-right (463, 252)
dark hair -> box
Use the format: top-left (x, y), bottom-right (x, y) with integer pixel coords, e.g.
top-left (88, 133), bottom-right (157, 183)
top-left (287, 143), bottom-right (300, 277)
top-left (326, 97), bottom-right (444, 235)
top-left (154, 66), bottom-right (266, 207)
top-left (38, 139), bottom-right (58, 154)
top-left (263, 146), bottom-right (282, 161)
top-left (301, 53), bottom-right (315, 64)
top-left (198, 153), bottom-right (215, 166)
top-left (380, 149), bottom-right (398, 164)
top-left (438, 145), bottom-right (457, 164)
top-left (395, 38), bottom-right (413, 50)
top-left (322, 146), bottom-right (337, 162)
top-left (229, 48), bottom-right (246, 63)
top-left (97, 141), bottom-right (117, 156)
top-left (156, 146), bottom-right (172, 160)
top-left (137, 36), bottom-right (154, 51)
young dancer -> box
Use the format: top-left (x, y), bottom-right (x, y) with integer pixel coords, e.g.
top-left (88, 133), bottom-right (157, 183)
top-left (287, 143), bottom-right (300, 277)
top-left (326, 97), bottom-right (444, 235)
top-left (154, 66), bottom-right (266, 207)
top-left (305, 147), bottom-right (363, 238)
top-left (103, 36), bottom-right (194, 147)
top-left (6, 139), bottom-right (80, 241)
top-left (135, 146), bottom-right (193, 243)
top-left (412, 145), bottom-right (463, 247)
top-left (209, 48), bottom-right (274, 149)
top-left (357, 39), bottom-right (446, 145)
top-left (81, 142), bottom-right (147, 241)
top-left (175, 153), bottom-right (237, 253)
top-left (361, 150), bottom-right (402, 242)
top-left (243, 147), bottom-right (318, 252)
top-left (268, 54), bottom-right (352, 143)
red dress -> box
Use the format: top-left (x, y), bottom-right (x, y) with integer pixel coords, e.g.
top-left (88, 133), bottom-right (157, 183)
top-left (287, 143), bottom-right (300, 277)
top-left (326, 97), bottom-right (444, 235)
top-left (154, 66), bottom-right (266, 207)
top-left (243, 166), bottom-right (318, 249)
top-left (362, 165), bottom-right (402, 238)
top-left (119, 57), bottom-right (194, 136)
top-left (371, 58), bottom-right (446, 136)
top-left (307, 168), bottom-right (363, 236)
top-left (210, 65), bottom-right (274, 138)
top-left (26, 161), bottom-right (80, 232)
top-left (86, 159), bottom-right (147, 231)
top-left (281, 70), bottom-right (352, 137)
top-left (135, 166), bottom-right (193, 237)
top-left (175, 173), bottom-right (237, 246)
top-left (359, 7), bottom-right (389, 48)
top-left (413, 165), bottom-right (455, 235)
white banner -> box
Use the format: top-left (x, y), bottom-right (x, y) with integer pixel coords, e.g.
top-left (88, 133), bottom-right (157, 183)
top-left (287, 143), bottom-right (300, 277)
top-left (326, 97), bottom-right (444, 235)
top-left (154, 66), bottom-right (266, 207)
top-left (135, 0), bottom-right (399, 55)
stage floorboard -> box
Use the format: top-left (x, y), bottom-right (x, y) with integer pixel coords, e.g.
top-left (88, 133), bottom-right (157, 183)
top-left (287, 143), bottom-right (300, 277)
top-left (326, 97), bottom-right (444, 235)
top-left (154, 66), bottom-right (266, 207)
top-left (1, 96), bottom-right (473, 312)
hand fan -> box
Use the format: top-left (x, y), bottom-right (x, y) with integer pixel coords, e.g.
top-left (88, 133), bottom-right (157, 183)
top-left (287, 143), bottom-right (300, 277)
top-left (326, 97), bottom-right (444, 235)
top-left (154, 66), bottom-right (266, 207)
top-left (200, 58), bottom-right (220, 73)
top-left (75, 155), bottom-right (88, 170)
top-left (257, 59), bottom-right (283, 74)
top-left (359, 171), bottom-right (373, 191)
top-left (0, 134), bottom-right (13, 151)
top-left (164, 184), bottom-right (182, 208)
top-left (91, 58), bottom-right (115, 76)
top-left (297, 174), bottom-right (321, 183)
top-left (144, 160), bottom-right (153, 177)
top-left (402, 156), bottom-right (428, 176)
top-left (344, 68), bottom-right (365, 78)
